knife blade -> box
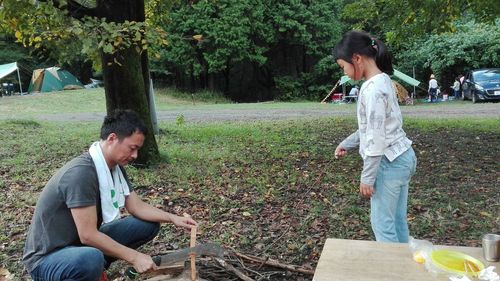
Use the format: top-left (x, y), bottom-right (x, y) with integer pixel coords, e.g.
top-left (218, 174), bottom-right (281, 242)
top-left (126, 243), bottom-right (224, 279)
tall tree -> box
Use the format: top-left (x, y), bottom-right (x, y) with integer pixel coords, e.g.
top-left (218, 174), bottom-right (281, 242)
top-left (1, 0), bottom-right (164, 165)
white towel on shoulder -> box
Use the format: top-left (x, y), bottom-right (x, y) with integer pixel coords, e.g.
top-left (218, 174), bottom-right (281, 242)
top-left (89, 141), bottom-right (130, 223)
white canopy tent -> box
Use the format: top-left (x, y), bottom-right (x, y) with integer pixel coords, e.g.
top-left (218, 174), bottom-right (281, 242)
top-left (0, 62), bottom-right (23, 94)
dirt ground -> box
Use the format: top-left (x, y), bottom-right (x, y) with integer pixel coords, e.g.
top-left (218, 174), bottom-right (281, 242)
top-left (16, 102), bottom-right (500, 122)
top-left (0, 102), bottom-right (498, 281)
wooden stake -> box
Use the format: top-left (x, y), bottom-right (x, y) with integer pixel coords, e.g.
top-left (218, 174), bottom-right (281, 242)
top-left (190, 226), bottom-right (197, 281)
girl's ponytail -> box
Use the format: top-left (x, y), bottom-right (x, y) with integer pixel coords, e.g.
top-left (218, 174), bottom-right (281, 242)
top-left (334, 31), bottom-right (394, 75)
top-left (372, 38), bottom-right (393, 75)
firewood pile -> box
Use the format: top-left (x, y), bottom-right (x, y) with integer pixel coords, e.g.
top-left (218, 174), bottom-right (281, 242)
top-left (142, 249), bottom-right (314, 281)
top-left (198, 250), bottom-right (313, 281)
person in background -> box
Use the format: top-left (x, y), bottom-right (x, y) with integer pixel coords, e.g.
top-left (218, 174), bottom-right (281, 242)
top-left (428, 74), bottom-right (438, 102)
top-left (452, 77), bottom-right (461, 100)
top-left (345, 85), bottom-right (359, 103)
top-left (333, 30), bottom-right (417, 243)
top-left (23, 109), bottom-right (198, 281)
top-left (349, 85), bottom-right (359, 97)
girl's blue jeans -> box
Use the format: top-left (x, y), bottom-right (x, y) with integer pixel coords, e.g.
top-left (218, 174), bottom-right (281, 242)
top-left (370, 147), bottom-right (417, 243)
top-left (30, 216), bottom-right (160, 281)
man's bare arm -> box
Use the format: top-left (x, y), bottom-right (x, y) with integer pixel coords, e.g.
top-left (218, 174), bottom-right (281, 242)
top-left (70, 205), bottom-right (156, 273)
top-left (125, 192), bottom-right (197, 230)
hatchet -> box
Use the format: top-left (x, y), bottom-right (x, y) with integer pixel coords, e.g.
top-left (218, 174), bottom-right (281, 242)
top-left (126, 243), bottom-right (224, 279)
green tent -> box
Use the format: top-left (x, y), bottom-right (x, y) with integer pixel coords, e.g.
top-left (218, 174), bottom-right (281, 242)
top-left (339, 68), bottom-right (421, 87)
top-left (28, 67), bottom-right (83, 93)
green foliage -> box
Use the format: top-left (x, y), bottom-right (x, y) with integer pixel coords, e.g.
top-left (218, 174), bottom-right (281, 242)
top-left (155, 0), bottom-right (344, 100)
top-left (0, 0), bottom-right (170, 71)
top-left (0, 35), bottom-right (31, 64)
top-left (274, 73), bottom-right (332, 101)
top-left (0, 34), bottom-right (49, 87)
top-left (156, 0), bottom-right (274, 76)
top-left (341, 0), bottom-right (500, 46)
top-left (396, 20), bottom-right (500, 84)
top-left (274, 75), bottom-right (303, 101)
top-left (175, 114), bottom-right (185, 126)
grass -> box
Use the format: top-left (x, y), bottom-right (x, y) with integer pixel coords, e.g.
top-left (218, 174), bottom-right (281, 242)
top-left (0, 89), bottom-right (106, 117)
top-left (0, 88), bottom-right (356, 120)
top-left (155, 88), bottom-right (232, 105)
top-left (0, 89), bottom-right (499, 280)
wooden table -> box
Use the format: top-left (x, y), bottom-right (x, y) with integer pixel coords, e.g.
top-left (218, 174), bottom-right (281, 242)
top-left (313, 239), bottom-right (500, 281)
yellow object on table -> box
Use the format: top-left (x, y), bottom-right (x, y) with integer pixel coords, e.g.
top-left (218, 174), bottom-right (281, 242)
top-left (413, 250), bottom-right (426, 264)
top-left (430, 250), bottom-right (485, 277)
top-left (313, 239), bottom-right (500, 281)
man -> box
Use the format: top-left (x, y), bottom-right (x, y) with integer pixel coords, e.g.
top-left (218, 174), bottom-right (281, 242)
top-left (345, 85), bottom-right (359, 103)
top-left (23, 109), bottom-right (198, 281)
top-left (452, 77), bottom-right (461, 99)
top-left (348, 85), bottom-right (359, 97)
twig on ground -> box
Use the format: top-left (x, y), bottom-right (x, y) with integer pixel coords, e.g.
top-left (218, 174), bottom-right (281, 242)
top-left (214, 257), bottom-right (255, 281)
top-left (233, 251), bottom-right (315, 275)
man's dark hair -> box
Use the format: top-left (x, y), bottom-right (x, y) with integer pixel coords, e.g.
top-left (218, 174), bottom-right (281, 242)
top-left (100, 109), bottom-right (147, 140)
top-left (333, 30), bottom-right (394, 75)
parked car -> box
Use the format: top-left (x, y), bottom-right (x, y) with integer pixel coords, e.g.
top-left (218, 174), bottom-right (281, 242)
top-left (461, 68), bottom-right (500, 103)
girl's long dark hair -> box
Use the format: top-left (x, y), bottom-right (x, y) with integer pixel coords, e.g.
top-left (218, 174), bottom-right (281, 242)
top-left (334, 30), bottom-right (394, 75)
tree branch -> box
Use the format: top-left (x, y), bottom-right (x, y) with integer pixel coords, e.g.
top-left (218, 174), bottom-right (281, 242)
top-left (233, 251), bottom-right (315, 276)
top-left (214, 258), bottom-right (255, 281)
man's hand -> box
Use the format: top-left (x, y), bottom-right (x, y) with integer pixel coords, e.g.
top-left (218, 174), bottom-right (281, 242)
top-left (335, 144), bottom-right (348, 159)
top-left (130, 252), bottom-right (157, 273)
top-left (359, 183), bottom-right (374, 198)
top-left (169, 214), bottom-right (198, 230)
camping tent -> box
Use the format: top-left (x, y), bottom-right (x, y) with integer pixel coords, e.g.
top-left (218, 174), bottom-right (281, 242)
top-left (0, 62), bottom-right (23, 94)
top-left (28, 67), bottom-right (83, 93)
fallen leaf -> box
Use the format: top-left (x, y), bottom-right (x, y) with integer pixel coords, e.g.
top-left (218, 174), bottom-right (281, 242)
top-left (0, 268), bottom-right (12, 281)
top-left (479, 211), bottom-right (491, 217)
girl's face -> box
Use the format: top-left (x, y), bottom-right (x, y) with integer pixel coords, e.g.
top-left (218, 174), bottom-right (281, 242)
top-left (337, 56), bottom-right (363, 81)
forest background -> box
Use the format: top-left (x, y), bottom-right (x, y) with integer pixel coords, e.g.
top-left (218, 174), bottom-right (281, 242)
top-left (1, 1), bottom-right (499, 280)
top-left (1, 0), bottom-right (499, 102)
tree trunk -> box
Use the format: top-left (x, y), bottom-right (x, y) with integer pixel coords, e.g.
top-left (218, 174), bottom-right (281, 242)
top-left (98, 0), bottom-right (160, 165)
top-left (101, 48), bottom-right (160, 165)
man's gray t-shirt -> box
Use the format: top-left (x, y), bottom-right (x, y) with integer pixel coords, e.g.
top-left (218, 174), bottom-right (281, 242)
top-left (22, 153), bottom-right (131, 272)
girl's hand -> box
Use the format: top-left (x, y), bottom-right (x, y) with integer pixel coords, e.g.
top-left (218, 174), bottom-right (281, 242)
top-left (359, 183), bottom-right (374, 198)
top-left (335, 145), bottom-right (348, 159)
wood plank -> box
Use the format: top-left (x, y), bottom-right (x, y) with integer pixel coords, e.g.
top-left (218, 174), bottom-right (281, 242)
top-left (313, 239), bottom-right (500, 281)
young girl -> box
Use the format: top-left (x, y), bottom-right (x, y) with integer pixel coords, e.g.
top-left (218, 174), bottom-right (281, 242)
top-left (333, 31), bottom-right (417, 243)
